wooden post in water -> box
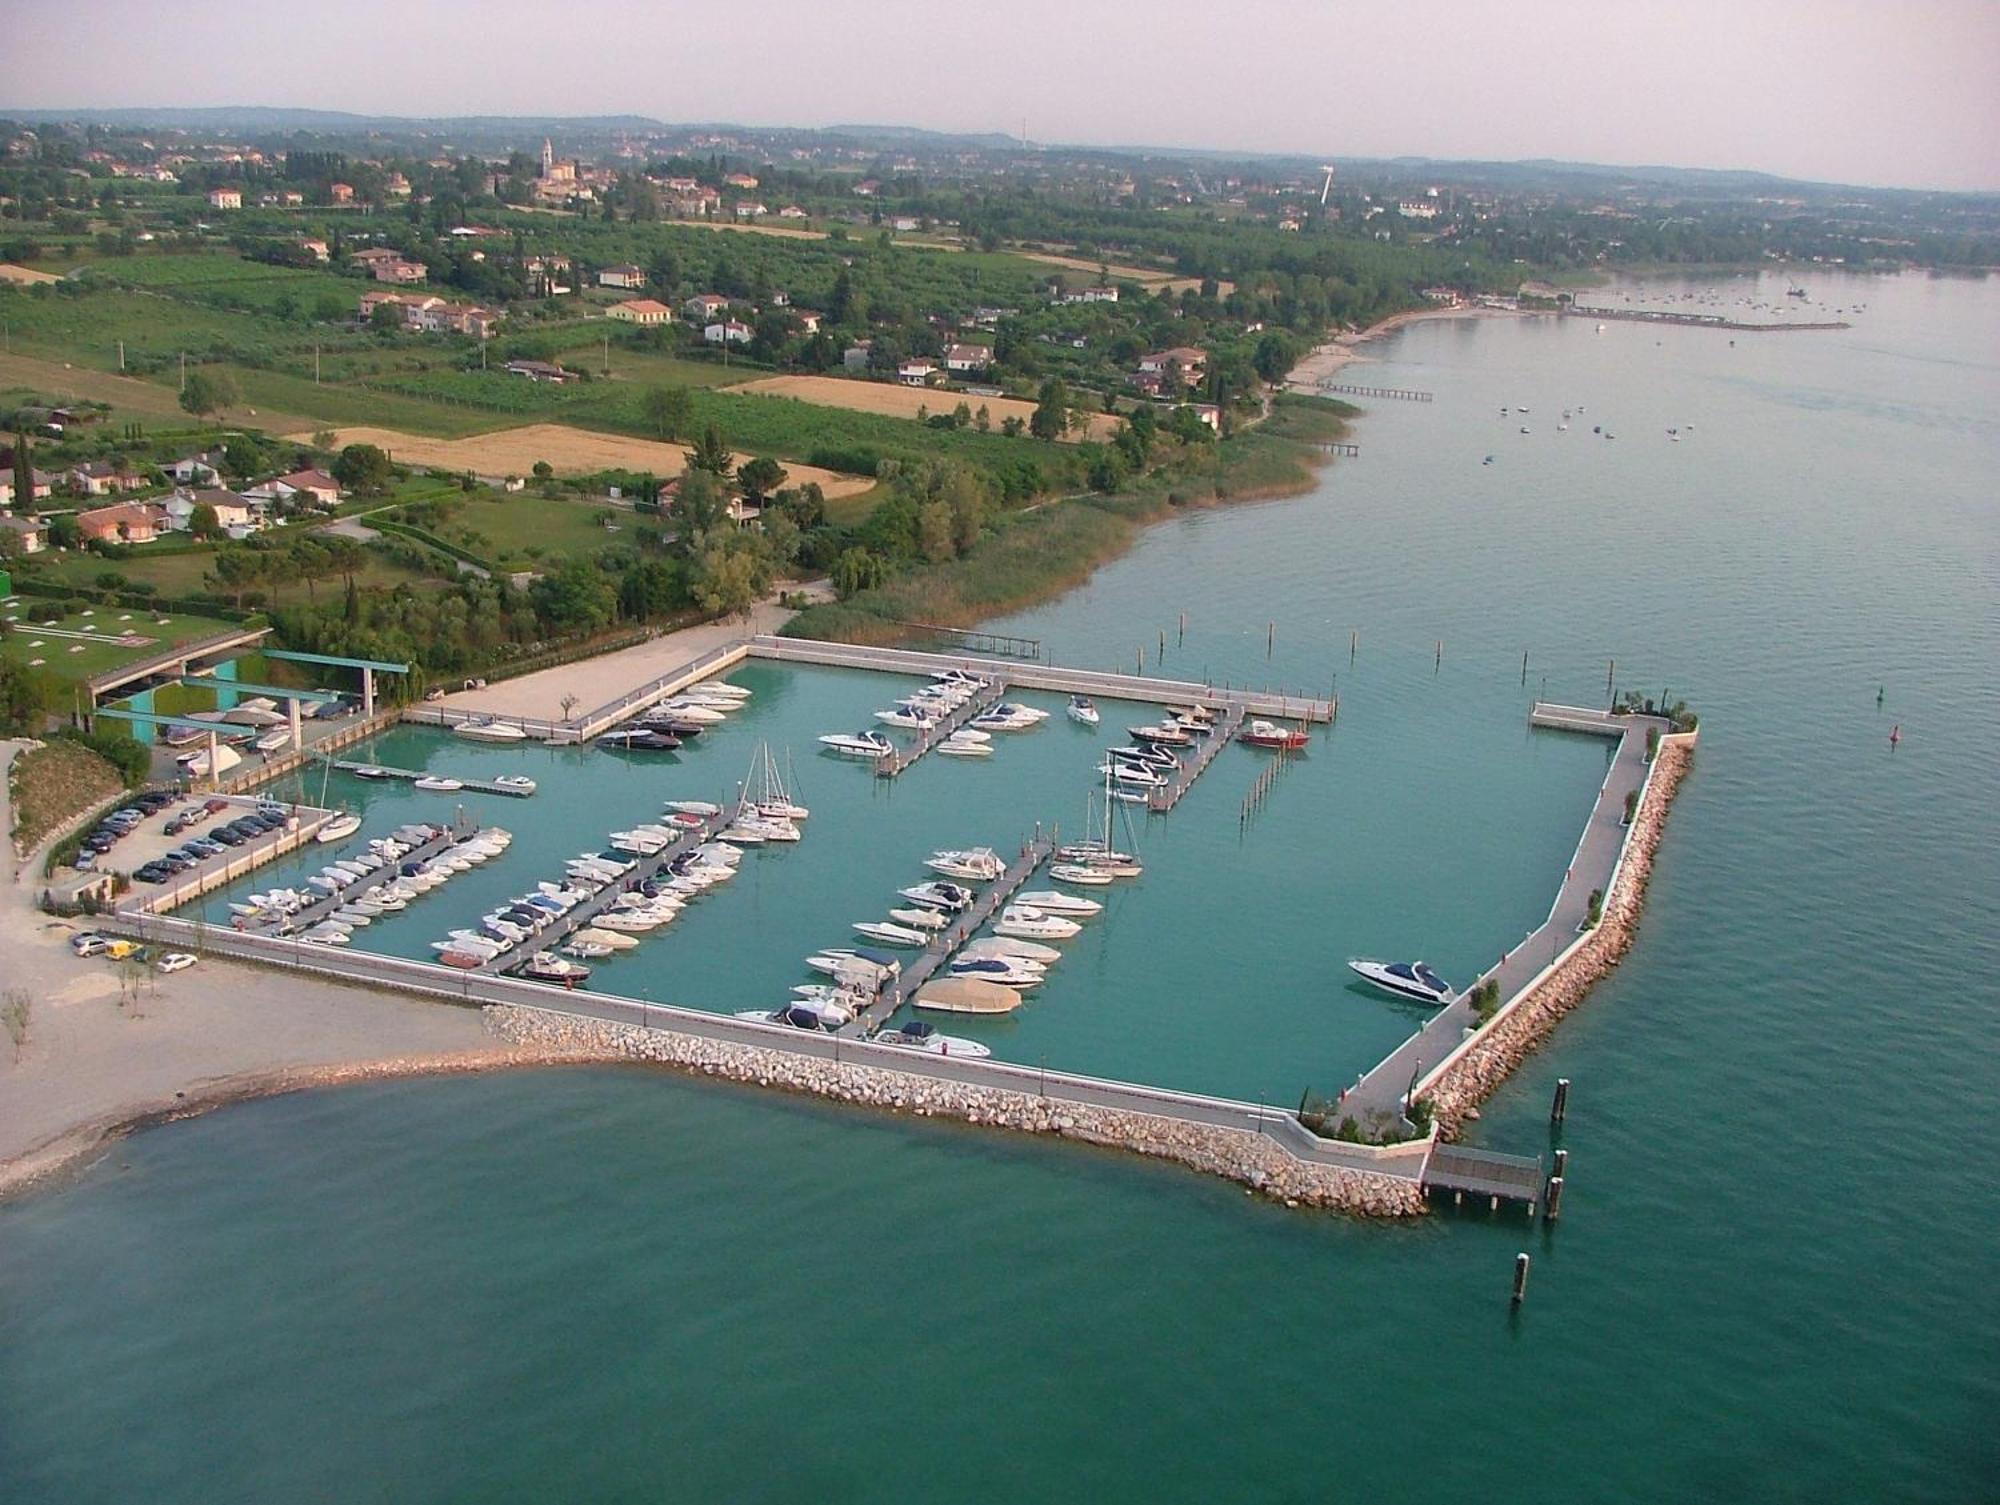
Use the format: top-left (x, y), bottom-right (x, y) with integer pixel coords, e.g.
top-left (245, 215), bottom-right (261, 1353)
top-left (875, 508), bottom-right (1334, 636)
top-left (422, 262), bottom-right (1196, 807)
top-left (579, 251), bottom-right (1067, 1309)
top-left (1551, 1077), bottom-right (1570, 1123)
top-left (1544, 1176), bottom-right (1565, 1223)
top-left (1522, 649), bottom-right (1529, 686)
top-left (1267, 622), bottom-right (1275, 657)
top-left (1436, 640), bottom-right (1443, 672)
top-left (1606, 659), bottom-right (1616, 707)
top-left (1511, 1253), bottom-right (1531, 1305)
top-left (1350, 629), bottom-right (1357, 665)
top-left (1179, 611), bottom-right (1186, 646)
top-left (1159, 628), bottom-right (1166, 659)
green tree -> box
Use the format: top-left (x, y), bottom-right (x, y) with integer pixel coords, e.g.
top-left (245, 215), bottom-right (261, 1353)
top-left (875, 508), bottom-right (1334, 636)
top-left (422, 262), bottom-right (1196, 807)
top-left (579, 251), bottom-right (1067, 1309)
top-left (188, 501), bottom-right (220, 539)
top-left (10, 431), bottom-right (31, 515)
top-left (1030, 379), bottom-right (1069, 441)
top-left (1253, 330), bottom-right (1299, 385)
top-left (641, 384), bottom-right (694, 441)
top-left (688, 423), bottom-right (734, 477)
top-left (690, 538), bottom-right (762, 618)
top-left (178, 368), bottom-right (237, 421)
top-left (670, 467), bottom-right (728, 543)
top-left (830, 546), bottom-right (887, 599)
top-left (369, 299), bottom-right (404, 333)
top-left (332, 442), bottom-right (394, 496)
top-left (737, 455), bottom-right (786, 504)
top-left (529, 558), bottom-right (617, 632)
top-left (916, 500), bottom-right (955, 562)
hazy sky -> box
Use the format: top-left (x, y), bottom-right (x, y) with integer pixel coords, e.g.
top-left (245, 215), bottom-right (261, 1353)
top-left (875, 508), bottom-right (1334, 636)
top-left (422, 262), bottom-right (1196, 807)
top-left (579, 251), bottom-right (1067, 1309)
top-left (8, 0), bottom-right (1998, 191)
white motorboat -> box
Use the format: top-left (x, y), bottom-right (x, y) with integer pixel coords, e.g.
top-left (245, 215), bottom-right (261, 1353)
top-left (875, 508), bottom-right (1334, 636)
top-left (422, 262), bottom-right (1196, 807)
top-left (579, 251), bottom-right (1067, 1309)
top-left (959, 935), bottom-right (1062, 965)
top-left (1347, 958), bottom-right (1455, 1006)
top-left (806, 947), bottom-right (902, 981)
top-left (571, 927), bottom-right (638, 951)
top-left (925, 847), bottom-right (1006, 881)
top-left (910, 977), bottom-right (1020, 1015)
top-left (1128, 723), bottom-right (1192, 746)
top-left (735, 1002), bottom-right (847, 1031)
top-left (564, 940), bottom-right (616, 960)
top-left (315, 812), bottom-right (362, 844)
top-left (665, 800), bottom-right (723, 817)
top-left (868, 1020), bottom-right (992, 1058)
top-left (888, 907), bottom-right (950, 931)
top-left (1050, 863), bottom-right (1115, 886)
top-left (454, 719), bottom-right (529, 742)
top-left (899, 881), bottom-right (976, 912)
top-left (946, 956), bottom-right (1043, 988)
top-left (685, 680), bottom-right (751, 701)
top-left (493, 774), bottom-right (538, 794)
top-left (254, 727), bottom-right (295, 753)
top-left (1066, 695), bottom-right (1101, 726)
top-left (994, 906), bottom-right (1081, 940)
top-left (518, 951), bottom-right (592, 985)
top-left (874, 704), bottom-right (941, 730)
top-left (610, 829), bottom-right (670, 855)
top-left (1098, 761), bottom-right (1166, 788)
top-left (852, 920), bottom-right (932, 947)
top-left (968, 707), bottom-right (1044, 733)
top-left (300, 924), bottom-right (351, 946)
top-left (656, 700), bottom-right (727, 724)
top-left (935, 732), bottom-right (992, 758)
top-left (413, 776), bottom-right (463, 792)
top-left (819, 730), bottom-right (895, 760)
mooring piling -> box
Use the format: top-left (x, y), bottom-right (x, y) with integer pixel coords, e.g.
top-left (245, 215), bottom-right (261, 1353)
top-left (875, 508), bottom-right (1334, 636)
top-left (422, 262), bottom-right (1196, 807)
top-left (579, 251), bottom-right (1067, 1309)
top-left (1522, 649), bottom-right (1529, 686)
top-left (1511, 1252), bottom-right (1531, 1305)
top-left (1551, 1077), bottom-right (1570, 1123)
top-left (1544, 1176), bottom-right (1565, 1223)
top-left (1349, 628), bottom-right (1357, 665)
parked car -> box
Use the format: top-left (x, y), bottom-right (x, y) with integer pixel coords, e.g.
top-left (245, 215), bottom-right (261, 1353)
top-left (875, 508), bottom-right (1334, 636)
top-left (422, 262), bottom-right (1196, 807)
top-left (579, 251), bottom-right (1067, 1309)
top-left (210, 826), bottom-right (247, 847)
top-left (133, 864), bottom-right (169, 884)
top-left (157, 953), bottom-right (197, 975)
top-left (70, 934), bottom-right (111, 957)
top-left (203, 799), bottom-right (230, 814)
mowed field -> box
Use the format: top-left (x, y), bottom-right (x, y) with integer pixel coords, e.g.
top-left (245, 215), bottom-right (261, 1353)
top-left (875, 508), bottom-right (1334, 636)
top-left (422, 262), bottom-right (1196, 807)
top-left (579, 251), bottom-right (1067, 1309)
top-left (0, 352), bottom-right (320, 433)
top-left (733, 375), bottom-right (1122, 442)
top-left (294, 423), bottom-right (875, 497)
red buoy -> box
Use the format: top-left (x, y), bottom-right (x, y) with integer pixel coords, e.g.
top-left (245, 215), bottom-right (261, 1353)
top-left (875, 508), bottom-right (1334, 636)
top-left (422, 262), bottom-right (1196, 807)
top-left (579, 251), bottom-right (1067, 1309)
top-left (1889, 724), bottom-right (1902, 746)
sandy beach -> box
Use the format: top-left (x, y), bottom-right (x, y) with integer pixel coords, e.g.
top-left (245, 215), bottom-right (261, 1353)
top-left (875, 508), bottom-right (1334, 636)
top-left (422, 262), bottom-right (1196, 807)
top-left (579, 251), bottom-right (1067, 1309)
top-left (1285, 305), bottom-right (1516, 390)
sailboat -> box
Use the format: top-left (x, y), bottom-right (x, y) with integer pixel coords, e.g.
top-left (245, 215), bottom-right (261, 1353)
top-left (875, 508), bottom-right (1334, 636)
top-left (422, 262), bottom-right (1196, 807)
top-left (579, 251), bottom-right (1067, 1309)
top-left (745, 742), bottom-right (809, 822)
top-left (311, 753), bottom-right (361, 843)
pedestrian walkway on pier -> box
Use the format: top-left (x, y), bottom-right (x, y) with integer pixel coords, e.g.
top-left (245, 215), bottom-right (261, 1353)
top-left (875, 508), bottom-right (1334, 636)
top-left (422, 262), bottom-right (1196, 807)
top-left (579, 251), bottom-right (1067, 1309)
top-left (1147, 705), bottom-right (1246, 812)
top-left (477, 810), bottom-right (734, 974)
top-left (332, 760), bottom-right (537, 797)
top-left (260, 819), bottom-right (474, 937)
top-left (877, 678), bottom-right (1008, 777)
top-left (1319, 381), bottom-right (1433, 402)
top-left (1329, 704), bottom-right (1668, 1133)
top-left (840, 837), bottom-right (1056, 1037)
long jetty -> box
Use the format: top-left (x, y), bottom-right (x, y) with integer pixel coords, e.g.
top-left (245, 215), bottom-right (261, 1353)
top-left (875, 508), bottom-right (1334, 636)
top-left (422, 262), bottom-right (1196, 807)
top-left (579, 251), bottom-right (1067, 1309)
top-left (1319, 382), bottom-right (1433, 402)
top-left (840, 837), bottom-right (1056, 1037)
top-left (1147, 704), bottom-right (1245, 813)
top-left (258, 818), bottom-right (475, 937)
top-left (332, 759), bottom-right (537, 797)
top-left (1566, 304), bottom-right (1850, 333)
top-left (877, 678), bottom-right (1008, 777)
top-left (476, 810), bottom-right (737, 974)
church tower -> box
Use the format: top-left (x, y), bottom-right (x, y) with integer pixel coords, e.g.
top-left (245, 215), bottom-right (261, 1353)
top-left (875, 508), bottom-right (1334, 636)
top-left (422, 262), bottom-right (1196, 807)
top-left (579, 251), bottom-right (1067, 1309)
top-left (540, 137), bottom-right (554, 179)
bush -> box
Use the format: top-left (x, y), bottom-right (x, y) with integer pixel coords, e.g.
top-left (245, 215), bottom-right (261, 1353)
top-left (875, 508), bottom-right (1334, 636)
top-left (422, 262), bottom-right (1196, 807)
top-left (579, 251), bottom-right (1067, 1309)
top-left (1585, 888), bottom-right (1604, 929)
top-left (1624, 788), bottom-right (1639, 825)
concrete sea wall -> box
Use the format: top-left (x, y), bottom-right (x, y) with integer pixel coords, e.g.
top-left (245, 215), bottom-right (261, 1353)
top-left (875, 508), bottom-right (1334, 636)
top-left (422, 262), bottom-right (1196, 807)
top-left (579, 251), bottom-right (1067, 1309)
top-left (485, 1005), bottom-right (1428, 1216)
top-left (1421, 735), bottom-right (1694, 1136)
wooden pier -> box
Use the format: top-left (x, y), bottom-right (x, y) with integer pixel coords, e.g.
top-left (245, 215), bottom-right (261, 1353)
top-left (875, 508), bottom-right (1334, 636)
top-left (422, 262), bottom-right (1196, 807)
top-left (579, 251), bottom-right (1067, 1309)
top-left (257, 818), bottom-right (476, 938)
top-left (1422, 1145), bottom-right (1546, 1212)
top-left (839, 837), bottom-right (1056, 1037)
top-left (477, 809), bottom-right (736, 974)
top-left (1147, 704), bottom-right (1246, 813)
top-left (1319, 382), bottom-right (1433, 402)
top-left (332, 760), bottom-right (537, 797)
top-left (877, 678), bottom-right (1008, 777)
top-left (880, 622), bottom-right (1043, 660)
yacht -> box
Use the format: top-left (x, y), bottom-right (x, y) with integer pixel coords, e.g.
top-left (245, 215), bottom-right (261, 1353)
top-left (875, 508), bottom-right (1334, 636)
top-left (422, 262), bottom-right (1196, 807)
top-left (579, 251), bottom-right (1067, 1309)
top-left (946, 956), bottom-right (1043, 989)
top-left (1240, 720), bottom-right (1310, 750)
top-left (1066, 695), bottom-right (1101, 727)
top-left (1097, 760), bottom-right (1167, 788)
top-left (664, 800), bottom-right (723, 817)
top-left (1128, 723), bottom-right (1192, 746)
top-left (994, 906), bottom-right (1081, 940)
top-left (898, 881), bottom-right (976, 913)
top-left (413, 775), bottom-right (464, 792)
top-left (935, 732), bottom-right (992, 758)
top-left (959, 935), bottom-right (1062, 965)
top-left (736, 1002), bottom-right (845, 1032)
top-left (315, 812), bottom-right (362, 844)
top-left (655, 699), bottom-right (728, 724)
top-left (1346, 958), bottom-right (1455, 1006)
top-left (868, 1021), bottom-right (992, 1059)
top-left (600, 728), bottom-right (682, 751)
top-left (925, 847), bottom-right (1006, 881)
top-left (745, 743), bottom-right (809, 821)
top-left (1013, 890), bottom-right (1101, 917)
top-left (852, 920), bottom-right (933, 947)
top-left (805, 947), bottom-right (902, 980)
top-left (493, 774), bottom-right (537, 794)
top-left (518, 952), bottom-right (592, 985)
top-left (454, 719), bottom-right (529, 742)
top-left (1049, 863), bottom-right (1115, 886)
top-left (888, 906), bottom-right (950, 931)
top-left (874, 704), bottom-right (940, 730)
top-left (818, 729), bottom-right (895, 760)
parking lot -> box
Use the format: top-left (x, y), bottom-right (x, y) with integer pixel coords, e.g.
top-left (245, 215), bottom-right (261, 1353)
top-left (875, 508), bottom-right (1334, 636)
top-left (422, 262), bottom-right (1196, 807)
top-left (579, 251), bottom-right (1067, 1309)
top-left (76, 792), bottom-right (315, 895)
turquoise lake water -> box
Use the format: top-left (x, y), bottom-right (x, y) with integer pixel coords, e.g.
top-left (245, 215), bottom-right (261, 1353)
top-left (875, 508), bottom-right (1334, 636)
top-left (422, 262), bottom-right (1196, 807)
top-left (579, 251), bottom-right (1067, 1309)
top-left (3, 269), bottom-right (1996, 1501)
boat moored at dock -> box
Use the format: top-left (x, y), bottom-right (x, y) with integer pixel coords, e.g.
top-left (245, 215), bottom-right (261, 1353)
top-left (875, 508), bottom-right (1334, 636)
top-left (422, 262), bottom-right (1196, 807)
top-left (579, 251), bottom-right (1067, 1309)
top-left (1347, 958), bottom-right (1454, 1006)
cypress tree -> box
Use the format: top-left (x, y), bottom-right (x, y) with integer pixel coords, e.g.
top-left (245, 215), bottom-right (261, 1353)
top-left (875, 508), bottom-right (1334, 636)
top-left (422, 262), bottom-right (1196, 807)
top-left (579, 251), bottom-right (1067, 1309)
top-left (12, 431), bottom-right (32, 514)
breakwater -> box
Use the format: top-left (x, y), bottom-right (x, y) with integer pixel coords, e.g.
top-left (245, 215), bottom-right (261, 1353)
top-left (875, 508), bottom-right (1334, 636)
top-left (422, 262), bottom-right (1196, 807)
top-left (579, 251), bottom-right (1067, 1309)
top-left (484, 1004), bottom-right (1429, 1215)
top-left (1417, 735), bottom-right (1694, 1135)
top-left (1566, 304), bottom-right (1850, 332)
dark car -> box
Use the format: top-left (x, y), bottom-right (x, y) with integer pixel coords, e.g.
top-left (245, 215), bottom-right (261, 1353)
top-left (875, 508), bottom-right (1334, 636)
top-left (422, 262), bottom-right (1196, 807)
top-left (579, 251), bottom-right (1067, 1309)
top-left (159, 855), bottom-right (194, 875)
top-left (83, 833), bottom-right (118, 854)
top-left (210, 827), bottom-right (249, 848)
top-left (133, 864), bottom-right (168, 884)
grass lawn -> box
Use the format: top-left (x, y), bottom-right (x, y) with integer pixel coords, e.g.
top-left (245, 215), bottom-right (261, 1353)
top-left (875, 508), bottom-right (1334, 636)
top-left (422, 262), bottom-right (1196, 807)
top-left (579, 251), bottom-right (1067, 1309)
top-left (549, 345), bottom-right (754, 389)
top-left (0, 598), bottom-right (249, 684)
top-left (421, 492), bottom-right (636, 568)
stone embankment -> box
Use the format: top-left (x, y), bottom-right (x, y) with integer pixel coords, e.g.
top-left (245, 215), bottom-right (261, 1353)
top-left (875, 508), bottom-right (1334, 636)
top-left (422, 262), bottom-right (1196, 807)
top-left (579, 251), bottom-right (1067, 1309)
top-left (484, 1005), bottom-right (1427, 1216)
top-left (1422, 737), bottom-right (1694, 1137)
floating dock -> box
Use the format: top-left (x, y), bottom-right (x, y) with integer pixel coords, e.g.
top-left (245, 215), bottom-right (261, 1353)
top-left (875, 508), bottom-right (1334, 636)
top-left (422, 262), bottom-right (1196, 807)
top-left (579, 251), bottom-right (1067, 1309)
top-left (840, 838), bottom-right (1056, 1037)
top-left (1146, 704), bottom-right (1246, 813)
top-left (332, 760), bottom-right (536, 797)
top-left (1566, 304), bottom-right (1850, 333)
top-left (877, 678), bottom-right (1009, 777)
top-left (254, 819), bottom-right (476, 938)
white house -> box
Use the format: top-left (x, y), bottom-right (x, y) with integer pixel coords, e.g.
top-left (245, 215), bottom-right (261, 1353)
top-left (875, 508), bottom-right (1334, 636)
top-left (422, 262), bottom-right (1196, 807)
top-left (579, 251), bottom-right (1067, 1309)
top-left (598, 263), bottom-right (646, 290)
top-left (944, 344), bottom-right (988, 375)
top-left (898, 360), bottom-right (940, 386)
top-left (703, 320), bottom-right (752, 345)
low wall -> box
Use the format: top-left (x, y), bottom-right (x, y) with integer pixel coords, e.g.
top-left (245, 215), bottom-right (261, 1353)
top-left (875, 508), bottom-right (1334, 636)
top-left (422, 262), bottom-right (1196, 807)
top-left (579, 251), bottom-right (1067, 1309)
top-left (487, 1004), bottom-right (1427, 1216)
top-left (1419, 733), bottom-right (1694, 1135)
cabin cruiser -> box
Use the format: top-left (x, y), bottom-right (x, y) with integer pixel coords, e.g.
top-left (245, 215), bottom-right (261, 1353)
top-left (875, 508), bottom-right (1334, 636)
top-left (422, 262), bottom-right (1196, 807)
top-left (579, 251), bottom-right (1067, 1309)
top-left (898, 881), bottom-right (976, 913)
top-left (888, 906), bottom-right (950, 931)
top-left (869, 1020), bottom-right (991, 1059)
top-left (946, 956), bottom-right (1043, 988)
top-left (413, 776), bottom-right (464, 792)
top-left (1066, 695), bottom-right (1101, 727)
top-left (852, 920), bottom-right (932, 947)
top-left (1347, 958), bottom-right (1455, 1006)
top-left (454, 719), bottom-right (529, 742)
top-left (571, 927), bottom-right (638, 951)
top-left (735, 1002), bottom-right (844, 1032)
top-left (805, 947), bottom-right (902, 981)
top-left (518, 952), bottom-right (591, 985)
top-left (1098, 760), bottom-right (1166, 788)
top-left (994, 905), bottom-right (1081, 940)
top-left (1128, 723), bottom-right (1191, 746)
top-left (968, 704), bottom-right (1047, 733)
top-left (1109, 742), bottom-right (1179, 767)
top-left (610, 828), bottom-right (671, 855)
top-left (819, 729), bottom-right (895, 760)
top-left (654, 699), bottom-right (728, 724)
top-left (925, 847), bottom-right (1006, 881)
top-left (875, 703), bottom-right (942, 730)
top-left (600, 728), bottom-right (682, 751)
top-left (935, 732), bottom-right (992, 758)
top-left (665, 799), bottom-right (723, 818)
top-left (1240, 720), bottom-right (1310, 750)
top-left (1049, 863), bottom-right (1115, 886)
top-left (958, 935), bottom-right (1062, 965)
top-left (493, 774), bottom-right (538, 794)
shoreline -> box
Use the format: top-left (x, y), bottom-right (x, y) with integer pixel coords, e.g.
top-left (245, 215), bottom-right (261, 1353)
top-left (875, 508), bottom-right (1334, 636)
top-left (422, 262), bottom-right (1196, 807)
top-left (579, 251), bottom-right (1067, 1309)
top-left (1284, 304), bottom-right (1517, 390)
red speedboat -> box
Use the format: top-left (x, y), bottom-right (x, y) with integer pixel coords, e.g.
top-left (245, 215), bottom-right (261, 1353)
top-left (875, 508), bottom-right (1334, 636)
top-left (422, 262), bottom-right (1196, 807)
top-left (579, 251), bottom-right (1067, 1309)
top-left (1239, 719), bottom-right (1310, 751)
